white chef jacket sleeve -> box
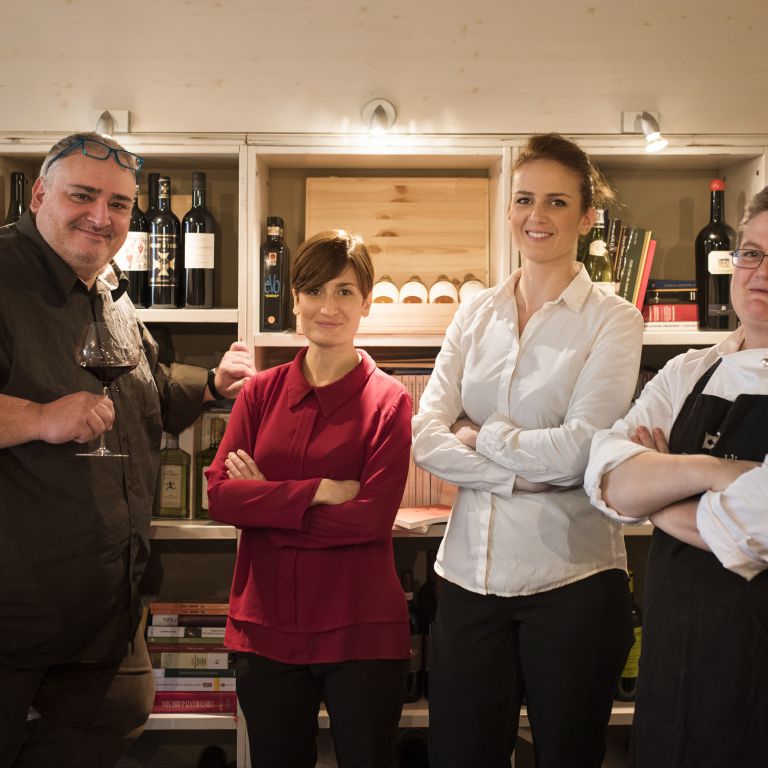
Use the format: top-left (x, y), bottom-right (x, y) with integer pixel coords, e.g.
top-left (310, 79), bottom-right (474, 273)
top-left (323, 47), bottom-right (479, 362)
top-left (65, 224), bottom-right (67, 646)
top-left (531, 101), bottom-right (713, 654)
top-left (584, 347), bottom-right (681, 525)
top-left (697, 458), bottom-right (768, 580)
top-left (476, 298), bottom-right (644, 487)
top-left (412, 303), bottom-right (516, 498)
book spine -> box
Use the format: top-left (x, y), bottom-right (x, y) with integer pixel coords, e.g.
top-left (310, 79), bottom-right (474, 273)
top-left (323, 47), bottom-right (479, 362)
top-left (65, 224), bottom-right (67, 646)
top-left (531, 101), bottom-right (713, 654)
top-left (153, 667), bottom-right (236, 678)
top-left (147, 642), bottom-right (228, 653)
top-left (149, 602), bottom-right (229, 615)
top-left (642, 303), bottom-right (699, 322)
top-left (150, 651), bottom-right (231, 669)
top-left (147, 626), bottom-right (226, 638)
top-left (642, 320), bottom-right (699, 330)
top-left (151, 691), bottom-right (237, 714)
top-left (154, 677), bottom-right (236, 692)
top-left (151, 614), bottom-right (228, 627)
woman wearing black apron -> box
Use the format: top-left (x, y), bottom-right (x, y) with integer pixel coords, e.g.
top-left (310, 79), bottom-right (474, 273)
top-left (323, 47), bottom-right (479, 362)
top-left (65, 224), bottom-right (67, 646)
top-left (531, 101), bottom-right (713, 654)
top-left (584, 186), bottom-right (768, 768)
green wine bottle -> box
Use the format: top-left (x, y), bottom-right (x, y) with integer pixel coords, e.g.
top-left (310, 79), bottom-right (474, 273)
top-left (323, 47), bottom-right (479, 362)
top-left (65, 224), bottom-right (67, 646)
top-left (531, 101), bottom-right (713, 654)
top-left (195, 418), bottom-right (226, 519)
top-left (154, 432), bottom-right (190, 518)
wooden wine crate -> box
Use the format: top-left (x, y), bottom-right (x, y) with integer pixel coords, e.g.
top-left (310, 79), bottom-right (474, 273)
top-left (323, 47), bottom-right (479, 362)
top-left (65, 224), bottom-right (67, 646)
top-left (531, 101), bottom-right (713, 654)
top-left (296, 302), bottom-right (458, 336)
top-left (305, 176), bottom-right (489, 289)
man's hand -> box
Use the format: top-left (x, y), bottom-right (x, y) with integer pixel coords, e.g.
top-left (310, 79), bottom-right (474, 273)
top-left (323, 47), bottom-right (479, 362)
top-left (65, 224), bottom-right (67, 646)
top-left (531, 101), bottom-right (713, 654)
top-left (312, 479), bottom-right (360, 506)
top-left (38, 392), bottom-right (114, 444)
top-left (451, 417), bottom-right (481, 450)
top-left (225, 449), bottom-right (266, 481)
top-left (209, 341), bottom-right (257, 400)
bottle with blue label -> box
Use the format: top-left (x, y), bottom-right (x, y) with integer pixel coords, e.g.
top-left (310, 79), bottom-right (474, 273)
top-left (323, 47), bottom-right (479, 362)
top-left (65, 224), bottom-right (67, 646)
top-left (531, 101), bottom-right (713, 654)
top-left (260, 216), bottom-right (290, 331)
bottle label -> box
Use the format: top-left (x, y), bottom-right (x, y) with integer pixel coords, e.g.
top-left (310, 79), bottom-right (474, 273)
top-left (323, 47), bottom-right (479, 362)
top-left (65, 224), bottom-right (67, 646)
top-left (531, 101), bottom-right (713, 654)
top-left (621, 627), bottom-right (642, 678)
top-left (185, 232), bottom-right (215, 269)
top-left (201, 464), bottom-right (211, 511)
top-left (114, 231), bottom-right (149, 272)
top-left (150, 233), bottom-right (178, 287)
top-left (266, 226), bottom-right (282, 237)
top-left (159, 464), bottom-right (184, 508)
top-left (264, 251), bottom-right (279, 269)
top-left (589, 240), bottom-right (607, 257)
top-left (707, 250), bottom-right (734, 275)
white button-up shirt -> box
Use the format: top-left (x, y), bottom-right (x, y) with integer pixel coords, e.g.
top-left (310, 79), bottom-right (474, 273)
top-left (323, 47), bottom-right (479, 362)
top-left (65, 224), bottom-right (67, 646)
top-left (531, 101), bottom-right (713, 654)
top-left (413, 265), bottom-right (644, 596)
top-left (585, 327), bottom-right (768, 580)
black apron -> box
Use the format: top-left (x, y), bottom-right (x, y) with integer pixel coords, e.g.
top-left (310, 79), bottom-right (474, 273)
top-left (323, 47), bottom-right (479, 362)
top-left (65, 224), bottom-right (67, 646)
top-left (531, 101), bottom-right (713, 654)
top-left (631, 359), bottom-right (768, 768)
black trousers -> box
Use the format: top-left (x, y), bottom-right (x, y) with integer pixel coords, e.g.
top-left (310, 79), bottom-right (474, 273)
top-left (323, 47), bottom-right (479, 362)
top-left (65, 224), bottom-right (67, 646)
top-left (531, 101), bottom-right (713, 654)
top-left (0, 626), bottom-right (154, 768)
top-left (235, 652), bottom-right (409, 768)
top-left (428, 569), bottom-right (633, 768)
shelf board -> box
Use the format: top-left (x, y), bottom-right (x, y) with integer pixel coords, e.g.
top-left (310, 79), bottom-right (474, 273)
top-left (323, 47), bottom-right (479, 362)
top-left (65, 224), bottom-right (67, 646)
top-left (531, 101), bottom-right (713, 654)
top-left (642, 329), bottom-right (730, 346)
top-left (145, 712), bottom-right (237, 731)
top-left (253, 331), bottom-right (445, 348)
top-left (150, 519), bottom-right (237, 540)
top-left (137, 308), bottom-right (238, 324)
top-left (622, 521), bottom-right (653, 536)
top-left (255, 329), bottom-right (730, 349)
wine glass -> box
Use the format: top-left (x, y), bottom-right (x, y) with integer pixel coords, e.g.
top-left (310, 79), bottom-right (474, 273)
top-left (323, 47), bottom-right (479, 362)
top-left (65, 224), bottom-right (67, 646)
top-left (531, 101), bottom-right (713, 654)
top-left (75, 321), bottom-right (141, 458)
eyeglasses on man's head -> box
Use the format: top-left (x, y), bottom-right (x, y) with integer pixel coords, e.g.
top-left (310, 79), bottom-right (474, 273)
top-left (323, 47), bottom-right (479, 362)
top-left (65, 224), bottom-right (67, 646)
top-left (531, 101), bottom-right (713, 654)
top-left (44, 138), bottom-right (144, 175)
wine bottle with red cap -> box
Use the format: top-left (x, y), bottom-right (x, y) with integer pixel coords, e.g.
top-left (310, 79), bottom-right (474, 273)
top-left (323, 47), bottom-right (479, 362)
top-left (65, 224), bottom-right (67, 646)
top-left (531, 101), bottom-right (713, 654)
top-left (695, 180), bottom-right (737, 330)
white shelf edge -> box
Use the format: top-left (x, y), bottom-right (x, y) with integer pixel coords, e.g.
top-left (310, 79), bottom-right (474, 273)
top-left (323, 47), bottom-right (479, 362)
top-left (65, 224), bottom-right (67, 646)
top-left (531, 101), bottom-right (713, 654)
top-left (145, 712), bottom-right (237, 731)
top-left (137, 308), bottom-right (238, 324)
top-left (642, 329), bottom-right (730, 346)
top-left (253, 331), bottom-right (445, 348)
top-left (150, 519), bottom-right (237, 540)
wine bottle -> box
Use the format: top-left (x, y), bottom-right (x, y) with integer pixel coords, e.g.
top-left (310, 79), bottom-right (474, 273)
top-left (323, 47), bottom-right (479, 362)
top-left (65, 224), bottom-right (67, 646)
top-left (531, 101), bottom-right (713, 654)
top-left (154, 433), bottom-right (191, 518)
top-left (4, 171), bottom-right (26, 225)
top-left (144, 172), bottom-right (160, 228)
top-left (113, 185), bottom-right (149, 307)
top-left (148, 176), bottom-right (182, 309)
top-left (617, 571), bottom-right (642, 701)
top-left (260, 217), bottom-right (290, 331)
top-left (428, 275), bottom-right (459, 304)
top-left (458, 273), bottom-right (486, 303)
top-left (401, 570), bottom-right (423, 702)
top-left (695, 180), bottom-right (737, 330)
top-left (183, 172), bottom-right (215, 309)
top-left (195, 417), bottom-right (226, 519)
top-left (583, 210), bottom-right (616, 295)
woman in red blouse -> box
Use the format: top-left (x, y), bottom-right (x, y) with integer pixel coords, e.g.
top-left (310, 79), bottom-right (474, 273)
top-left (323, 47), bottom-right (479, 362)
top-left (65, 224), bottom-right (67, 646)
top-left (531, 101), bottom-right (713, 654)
top-left (206, 230), bottom-right (412, 768)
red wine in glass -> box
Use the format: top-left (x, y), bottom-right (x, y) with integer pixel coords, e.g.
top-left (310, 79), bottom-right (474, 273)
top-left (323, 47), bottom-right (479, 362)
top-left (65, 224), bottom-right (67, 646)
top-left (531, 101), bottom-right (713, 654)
top-left (76, 321), bottom-right (141, 458)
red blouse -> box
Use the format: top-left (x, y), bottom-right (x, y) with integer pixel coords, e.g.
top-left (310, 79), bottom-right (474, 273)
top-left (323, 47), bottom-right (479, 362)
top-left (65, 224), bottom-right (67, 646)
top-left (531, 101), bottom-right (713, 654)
top-left (206, 348), bottom-right (412, 664)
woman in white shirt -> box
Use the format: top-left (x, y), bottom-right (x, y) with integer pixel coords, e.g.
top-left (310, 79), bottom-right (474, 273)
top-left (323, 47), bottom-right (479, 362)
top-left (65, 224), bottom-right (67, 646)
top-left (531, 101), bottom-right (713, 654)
top-left (585, 188), bottom-right (768, 768)
top-left (412, 134), bottom-right (644, 768)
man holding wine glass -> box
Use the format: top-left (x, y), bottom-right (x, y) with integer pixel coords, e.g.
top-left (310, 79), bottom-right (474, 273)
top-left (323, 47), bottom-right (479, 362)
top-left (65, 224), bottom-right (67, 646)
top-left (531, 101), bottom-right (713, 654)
top-left (0, 132), bottom-right (256, 767)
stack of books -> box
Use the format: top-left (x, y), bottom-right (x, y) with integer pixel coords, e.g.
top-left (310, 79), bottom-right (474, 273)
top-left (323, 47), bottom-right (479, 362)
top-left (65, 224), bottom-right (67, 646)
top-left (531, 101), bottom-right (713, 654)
top-left (609, 221), bottom-right (657, 310)
top-left (641, 279), bottom-right (698, 330)
top-left (147, 601), bottom-right (236, 714)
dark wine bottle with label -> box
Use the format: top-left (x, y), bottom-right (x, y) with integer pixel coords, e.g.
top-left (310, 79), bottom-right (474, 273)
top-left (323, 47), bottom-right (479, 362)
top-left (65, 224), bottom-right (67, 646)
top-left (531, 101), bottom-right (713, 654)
top-left (144, 172), bottom-right (160, 229)
top-left (260, 217), bottom-right (290, 331)
top-left (148, 176), bottom-right (182, 309)
top-left (183, 172), bottom-right (215, 308)
top-left (113, 185), bottom-right (149, 307)
top-left (617, 571), bottom-right (642, 701)
top-left (401, 570), bottom-right (423, 702)
top-left (4, 171), bottom-right (26, 225)
top-left (695, 180), bottom-right (737, 330)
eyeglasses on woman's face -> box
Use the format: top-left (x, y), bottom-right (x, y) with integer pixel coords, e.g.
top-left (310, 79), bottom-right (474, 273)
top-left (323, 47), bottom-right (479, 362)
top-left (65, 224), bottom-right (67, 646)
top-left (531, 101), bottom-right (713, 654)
top-left (731, 249), bottom-right (768, 269)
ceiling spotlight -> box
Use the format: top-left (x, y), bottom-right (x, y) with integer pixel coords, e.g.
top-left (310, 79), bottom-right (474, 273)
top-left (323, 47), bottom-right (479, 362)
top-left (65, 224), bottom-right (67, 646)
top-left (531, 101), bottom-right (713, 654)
top-left (361, 98), bottom-right (396, 136)
top-left (622, 110), bottom-right (668, 153)
top-left (640, 112), bottom-right (668, 153)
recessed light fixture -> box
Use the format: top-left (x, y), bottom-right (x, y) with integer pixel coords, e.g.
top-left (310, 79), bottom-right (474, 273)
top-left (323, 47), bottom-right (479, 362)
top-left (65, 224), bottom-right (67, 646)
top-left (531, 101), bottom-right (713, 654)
top-left (361, 99), bottom-right (396, 136)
